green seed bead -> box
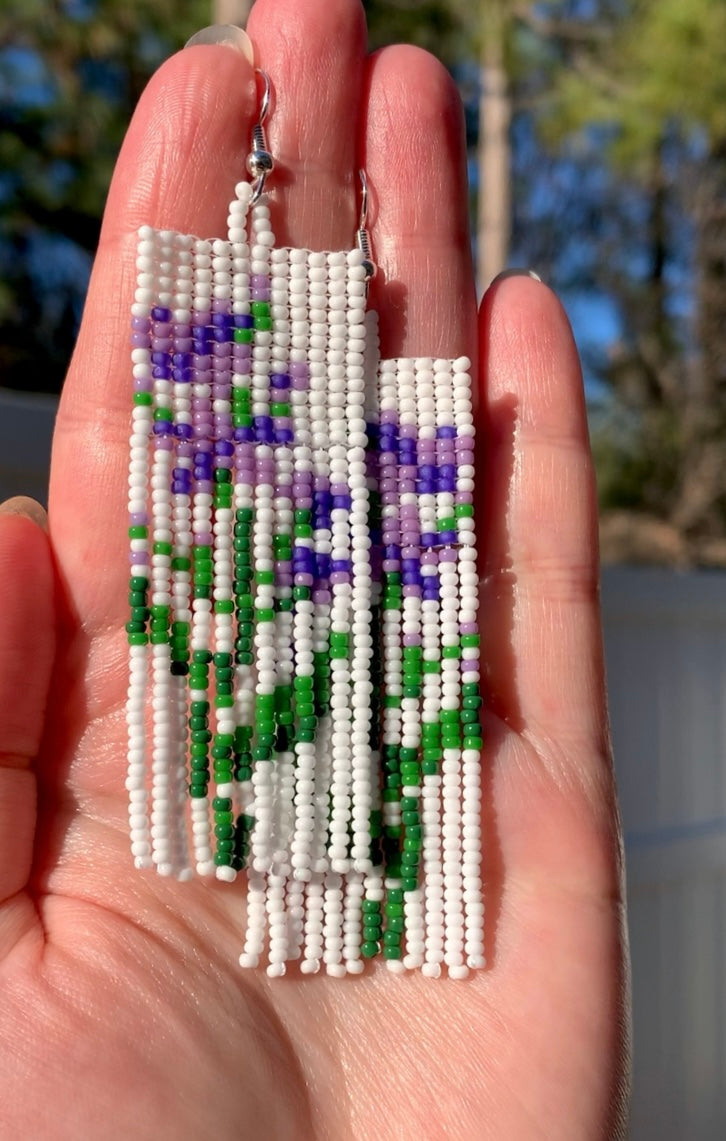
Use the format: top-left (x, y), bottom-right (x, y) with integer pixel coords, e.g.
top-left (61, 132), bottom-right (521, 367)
top-left (383, 945), bottom-right (402, 960)
top-left (361, 941), bottom-right (379, 958)
top-left (461, 633), bottom-right (481, 648)
top-left (362, 925), bottom-right (382, 941)
top-left (385, 902), bottom-right (404, 917)
top-left (442, 645), bottom-right (462, 659)
top-left (402, 876), bottom-right (419, 892)
top-left (133, 391), bottom-right (152, 406)
top-left (361, 899), bottom-right (381, 913)
top-left (387, 915), bottom-right (405, 933)
top-left (127, 632), bottom-right (148, 645)
top-left (129, 576), bottom-right (148, 591)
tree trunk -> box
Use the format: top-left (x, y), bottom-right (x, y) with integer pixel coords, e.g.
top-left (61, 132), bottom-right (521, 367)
top-left (477, 1), bottom-right (511, 289)
top-left (213, 0), bottom-right (254, 25)
top-left (671, 142), bottom-right (726, 538)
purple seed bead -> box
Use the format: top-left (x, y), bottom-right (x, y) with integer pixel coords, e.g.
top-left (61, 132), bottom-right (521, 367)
top-left (129, 511), bottom-right (148, 526)
top-left (195, 532), bottom-right (213, 546)
top-left (131, 333), bottom-right (151, 349)
top-left (131, 316), bottom-right (149, 331)
top-left (129, 551), bottom-right (147, 564)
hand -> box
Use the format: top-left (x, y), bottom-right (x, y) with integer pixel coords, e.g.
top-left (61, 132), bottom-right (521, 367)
top-left (0, 1), bottom-right (629, 1137)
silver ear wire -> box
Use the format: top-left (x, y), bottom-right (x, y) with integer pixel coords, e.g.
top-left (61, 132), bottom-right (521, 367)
top-left (247, 69), bottom-right (274, 204)
top-left (356, 169), bottom-right (376, 284)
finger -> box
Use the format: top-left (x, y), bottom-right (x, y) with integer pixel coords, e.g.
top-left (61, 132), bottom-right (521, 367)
top-left (478, 276), bottom-right (609, 794)
top-left (0, 496), bottom-right (48, 531)
top-left (248, 0), bottom-right (367, 250)
top-left (0, 513), bottom-right (55, 911)
top-left (50, 45), bottom-right (257, 632)
top-left (362, 45), bottom-right (476, 358)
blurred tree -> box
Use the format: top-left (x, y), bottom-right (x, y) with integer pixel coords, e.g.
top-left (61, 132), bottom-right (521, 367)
top-left (0, 0), bottom-right (209, 393)
top-left (538, 0), bottom-right (726, 562)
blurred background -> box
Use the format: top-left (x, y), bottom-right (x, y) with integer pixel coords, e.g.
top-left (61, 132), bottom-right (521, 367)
top-left (1, 1), bottom-right (725, 1134)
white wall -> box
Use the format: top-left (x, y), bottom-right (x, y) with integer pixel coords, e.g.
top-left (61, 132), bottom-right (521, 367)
top-left (603, 567), bottom-right (726, 1139)
top-left (0, 389), bottom-right (56, 505)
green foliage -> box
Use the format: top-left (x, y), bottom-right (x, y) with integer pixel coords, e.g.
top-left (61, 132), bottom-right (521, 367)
top-left (0, 0), bottom-right (209, 391)
top-left (363, 0), bottom-right (472, 61)
top-left (546, 0), bottom-right (726, 167)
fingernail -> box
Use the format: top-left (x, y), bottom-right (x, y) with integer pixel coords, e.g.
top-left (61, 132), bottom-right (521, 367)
top-left (0, 496), bottom-right (49, 532)
top-left (490, 268), bottom-right (543, 285)
top-left (185, 25), bottom-right (255, 64)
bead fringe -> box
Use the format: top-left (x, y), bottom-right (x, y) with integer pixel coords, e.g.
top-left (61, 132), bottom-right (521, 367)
top-left (125, 180), bottom-right (484, 977)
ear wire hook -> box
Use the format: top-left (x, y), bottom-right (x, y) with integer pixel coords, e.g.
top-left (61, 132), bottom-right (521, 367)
top-left (356, 169), bottom-right (376, 285)
top-left (247, 69), bottom-right (274, 204)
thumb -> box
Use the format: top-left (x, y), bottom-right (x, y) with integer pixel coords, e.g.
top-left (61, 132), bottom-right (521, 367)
top-left (0, 499), bottom-right (55, 948)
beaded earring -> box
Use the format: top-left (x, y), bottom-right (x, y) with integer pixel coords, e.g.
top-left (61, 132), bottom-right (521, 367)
top-left (126, 69), bottom-right (484, 978)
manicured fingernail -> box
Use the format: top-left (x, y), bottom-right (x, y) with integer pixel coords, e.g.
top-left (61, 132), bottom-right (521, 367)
top-left (185, 25), bottom-right (255, 64)
top-left (490, 268), bottom-right (542, 284)
top-left (0, 496), bottom-right (49, 532)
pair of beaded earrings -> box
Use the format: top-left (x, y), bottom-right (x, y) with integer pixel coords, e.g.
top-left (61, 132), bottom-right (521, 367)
top-left (125, 67), bottom-right (484, 978)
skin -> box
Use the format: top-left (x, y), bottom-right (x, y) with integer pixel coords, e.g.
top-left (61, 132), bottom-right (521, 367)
top-left (0, 1), bottom-right (630, 1137)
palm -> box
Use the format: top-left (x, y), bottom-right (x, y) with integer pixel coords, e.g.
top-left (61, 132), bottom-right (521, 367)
top-left (0, 2), bottom-right (627, 1138)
